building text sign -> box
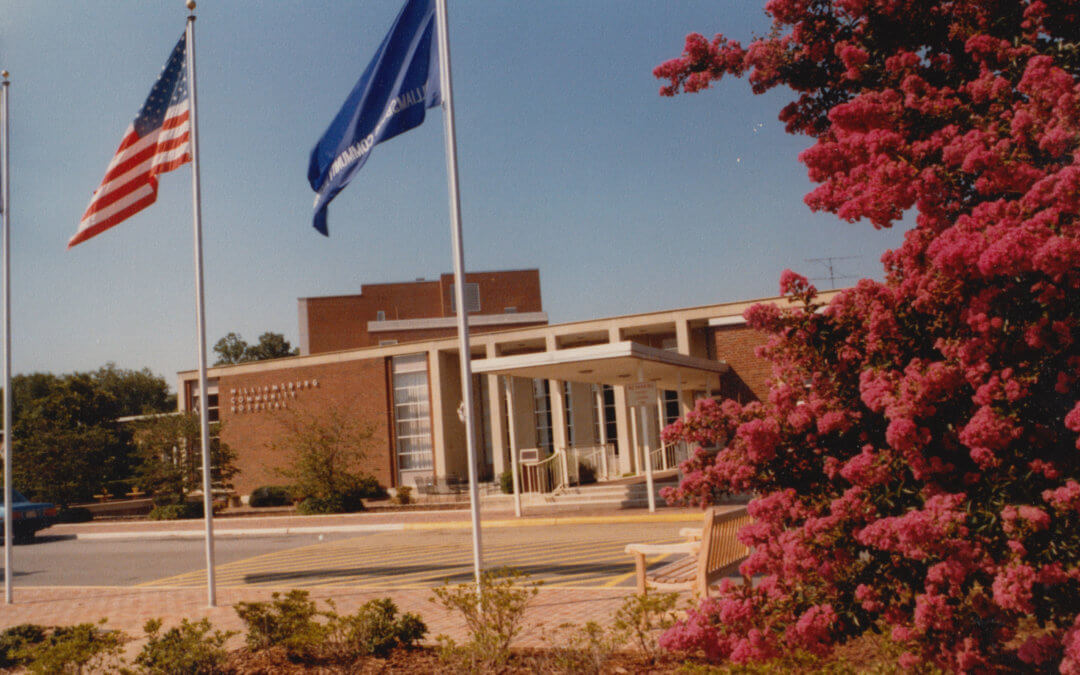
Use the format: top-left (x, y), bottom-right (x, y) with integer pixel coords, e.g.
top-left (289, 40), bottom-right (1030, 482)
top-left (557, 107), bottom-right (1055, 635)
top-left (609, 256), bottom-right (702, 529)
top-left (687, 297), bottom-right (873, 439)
top-left (626, 381), bottom-right (657, 408)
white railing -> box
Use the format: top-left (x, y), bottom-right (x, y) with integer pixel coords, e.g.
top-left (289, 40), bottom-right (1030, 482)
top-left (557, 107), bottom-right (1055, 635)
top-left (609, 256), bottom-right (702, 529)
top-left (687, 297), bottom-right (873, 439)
top-left (650, 440), bottom-right (690, 472)
top-left (520, 448), bottom-right (569, 494)
top-left (568, 443), bottom-right (617, 482)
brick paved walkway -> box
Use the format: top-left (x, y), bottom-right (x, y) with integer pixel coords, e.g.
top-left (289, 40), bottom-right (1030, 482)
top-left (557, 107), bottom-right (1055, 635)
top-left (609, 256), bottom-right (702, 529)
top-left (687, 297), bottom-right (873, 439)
top-left (0, 585), bottom-right (655, 651)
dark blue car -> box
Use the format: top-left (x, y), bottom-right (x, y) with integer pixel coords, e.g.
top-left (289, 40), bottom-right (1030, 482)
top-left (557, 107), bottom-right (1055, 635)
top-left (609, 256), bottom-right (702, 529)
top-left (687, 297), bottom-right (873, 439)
top-left (0, 490), bottom-right (57, 542)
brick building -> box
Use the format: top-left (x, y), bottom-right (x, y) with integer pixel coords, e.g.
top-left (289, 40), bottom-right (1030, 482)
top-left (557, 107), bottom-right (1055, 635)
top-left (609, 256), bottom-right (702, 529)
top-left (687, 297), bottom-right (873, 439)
top-left (298, 269), bottom-right (546, 354)
top-left (179, 271), bottom-right (832, 497)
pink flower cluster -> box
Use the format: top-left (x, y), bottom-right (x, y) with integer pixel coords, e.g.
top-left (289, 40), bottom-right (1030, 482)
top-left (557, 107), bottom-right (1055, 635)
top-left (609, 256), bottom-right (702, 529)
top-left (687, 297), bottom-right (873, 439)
top-left (655, 1), bottom-right (1080, 670)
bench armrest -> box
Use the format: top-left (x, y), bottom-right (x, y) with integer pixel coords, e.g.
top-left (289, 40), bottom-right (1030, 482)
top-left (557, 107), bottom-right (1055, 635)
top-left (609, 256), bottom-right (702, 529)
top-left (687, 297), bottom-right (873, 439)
top-left (679, 527), bottom-right (703, 540)
top-left (625, 541), bottom-right (699, 556)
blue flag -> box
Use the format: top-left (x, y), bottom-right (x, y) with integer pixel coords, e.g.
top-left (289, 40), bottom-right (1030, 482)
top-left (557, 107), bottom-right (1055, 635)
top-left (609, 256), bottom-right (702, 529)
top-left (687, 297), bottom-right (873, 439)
top-left (308, 0), bottom-right (441, 235)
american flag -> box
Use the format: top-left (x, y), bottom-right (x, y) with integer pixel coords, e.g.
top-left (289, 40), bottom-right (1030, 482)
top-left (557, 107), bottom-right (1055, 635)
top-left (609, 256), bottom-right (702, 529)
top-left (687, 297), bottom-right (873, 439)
top-left (69, 34), bottom-right (192, 248)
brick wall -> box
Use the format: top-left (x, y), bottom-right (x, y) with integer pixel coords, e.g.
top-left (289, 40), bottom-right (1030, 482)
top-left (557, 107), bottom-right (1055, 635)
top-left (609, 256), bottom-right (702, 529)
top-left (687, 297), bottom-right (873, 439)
top-left (303, 269), bottom-right (543, 354)
top-left (711, 325), bottom-right (773, 402)
top-left (215, 357), bottom-right (394, 496)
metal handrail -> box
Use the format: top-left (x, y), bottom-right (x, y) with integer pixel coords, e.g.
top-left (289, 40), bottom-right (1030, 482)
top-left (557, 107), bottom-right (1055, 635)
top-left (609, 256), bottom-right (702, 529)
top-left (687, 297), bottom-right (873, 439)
top-left (520, 449), bottom-right (567, 494)
top-left (569, 443), bottom-right (615, 482)
top-left (650, 440), bottom-right (689, 472)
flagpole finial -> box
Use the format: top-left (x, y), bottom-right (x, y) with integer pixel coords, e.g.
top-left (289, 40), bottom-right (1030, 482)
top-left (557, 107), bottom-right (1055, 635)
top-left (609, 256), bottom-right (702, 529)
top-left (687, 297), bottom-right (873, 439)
top-left (186, 1), bottom-right (196, 12)
top-left (1, 71), bottom-right (8, 82)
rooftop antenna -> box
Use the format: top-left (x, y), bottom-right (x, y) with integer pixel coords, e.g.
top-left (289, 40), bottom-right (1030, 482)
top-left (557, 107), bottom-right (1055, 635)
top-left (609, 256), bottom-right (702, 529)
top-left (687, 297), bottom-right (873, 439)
top-left (805, 255), bottom-right (860, 289)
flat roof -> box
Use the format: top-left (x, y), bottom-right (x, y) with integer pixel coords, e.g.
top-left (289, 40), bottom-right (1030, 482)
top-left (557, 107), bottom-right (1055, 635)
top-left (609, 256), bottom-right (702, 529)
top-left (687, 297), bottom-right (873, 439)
top-left (471, 341), bottom-right (727, 390)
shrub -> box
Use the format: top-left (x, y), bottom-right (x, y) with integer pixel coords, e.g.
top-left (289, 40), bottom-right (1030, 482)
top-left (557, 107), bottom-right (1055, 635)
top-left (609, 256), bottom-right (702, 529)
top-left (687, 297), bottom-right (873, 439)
top-left (269, 404), bottom-right (376, 513)
top-left (393, 485), bottom-right (413, 505)
top-left (499, 470), bottom-right (514, 494)
top-left (539, 620), bottom-right (622, 674)
top-left (135, 618), bottom-right (235, 675)
top-left (56, 507), bottom-right (93, 524)
top-left (612, 592), bottom-right (679, 659)
top-left (353, 474), bottom-right (387, 500)
top-left (248, 485), bottom-right (292, 508)
top-left (0, 624), bottom-right (47, 669)
top-left (148, 501), bottom-right (207, 520)
top-left (148, 504), bottom-right (186, 520)
top-left (234, 589), bottom-right (326, 659)
top-left (431, 567), bottom-right (539, 669)
top-left (16, 621), bottom-right (125, 674)
top-left (296, 492), bottom-right (366, 515)
top-left (577, 462), bottom-right (597, 485)
top-left (655, 2), bottom-right (1080, 669)
top-left (324, 597), bottom-right (427, 659)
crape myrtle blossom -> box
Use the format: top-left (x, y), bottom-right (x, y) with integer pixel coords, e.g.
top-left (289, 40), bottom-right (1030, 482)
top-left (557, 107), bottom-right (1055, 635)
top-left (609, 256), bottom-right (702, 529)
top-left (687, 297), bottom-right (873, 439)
top-left (655, 0), bottom-right (1080, 670)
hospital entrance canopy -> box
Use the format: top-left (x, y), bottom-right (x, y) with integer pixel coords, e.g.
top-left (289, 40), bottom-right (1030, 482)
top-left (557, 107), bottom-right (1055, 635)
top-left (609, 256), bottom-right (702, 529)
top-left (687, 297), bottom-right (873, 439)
top-left (471, 341), bottom-right (728, 391)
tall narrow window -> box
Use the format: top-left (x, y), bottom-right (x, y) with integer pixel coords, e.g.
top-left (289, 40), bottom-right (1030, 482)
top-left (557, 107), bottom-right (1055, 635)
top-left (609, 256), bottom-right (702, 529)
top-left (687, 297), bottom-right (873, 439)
top-left (663, 389), bottom-right (681, 426)
top-left (602, 385), bottom-right (618, 448)
top-left (563, 381), bottom-right (574, 447)
top-left (392, 354), bottom-right (433, 474)
top-left (532, 379), bottom-right (553, 454)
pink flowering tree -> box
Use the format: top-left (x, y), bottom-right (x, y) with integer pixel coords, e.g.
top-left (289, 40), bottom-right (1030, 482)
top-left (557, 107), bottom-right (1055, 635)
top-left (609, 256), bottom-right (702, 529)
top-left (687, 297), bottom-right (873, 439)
top-left (655, 1), bottom-right (1080, 671)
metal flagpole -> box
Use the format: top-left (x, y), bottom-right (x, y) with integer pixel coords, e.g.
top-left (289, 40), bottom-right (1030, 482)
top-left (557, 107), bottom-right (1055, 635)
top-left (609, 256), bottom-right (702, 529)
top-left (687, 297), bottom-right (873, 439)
top-left (1, 69), bottom-right (13, 605)
top-left (185, 1), bottom-right (217, 608)
top-left (433, 0), bottom-right (483, 588)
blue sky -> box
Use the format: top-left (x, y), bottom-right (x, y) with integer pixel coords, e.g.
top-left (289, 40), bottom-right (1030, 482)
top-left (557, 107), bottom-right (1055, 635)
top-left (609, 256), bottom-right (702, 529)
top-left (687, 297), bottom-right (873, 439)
top-left (0, 1), bottom-right (906, 387)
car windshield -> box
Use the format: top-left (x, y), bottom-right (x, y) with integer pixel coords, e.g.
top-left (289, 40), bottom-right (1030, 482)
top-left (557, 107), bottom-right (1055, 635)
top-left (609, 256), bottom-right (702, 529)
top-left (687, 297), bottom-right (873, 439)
top-left (10, 490), bottom-right (27, 503)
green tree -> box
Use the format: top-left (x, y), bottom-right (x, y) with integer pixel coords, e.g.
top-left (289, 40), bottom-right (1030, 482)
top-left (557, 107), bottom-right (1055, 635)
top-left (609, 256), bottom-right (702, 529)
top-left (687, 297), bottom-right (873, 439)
top-left (212, 332), bottom-right (249, 365)
top-left (134, 411), bottom-right (238, 506)
top-left (91, 362), bottom-right (174, 415)
top-left (213, 331), bottom-right (298, 365)
top-left (268, 404), bottom-right (377, 513)
top-left (246, 332), bottom-right (299, 361)
top-left (10, 373), bottom-right (127, 506)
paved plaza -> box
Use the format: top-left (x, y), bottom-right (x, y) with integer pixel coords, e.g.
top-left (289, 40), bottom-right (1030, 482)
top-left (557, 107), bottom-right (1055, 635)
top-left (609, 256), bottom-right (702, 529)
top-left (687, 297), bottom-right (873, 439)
top-left (0, 505), bottom-right (706, 651)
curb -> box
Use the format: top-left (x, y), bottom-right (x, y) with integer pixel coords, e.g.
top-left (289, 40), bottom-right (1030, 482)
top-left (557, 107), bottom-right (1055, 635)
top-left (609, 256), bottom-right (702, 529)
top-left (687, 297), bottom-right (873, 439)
top-left (68, 511), bottom-right (704, 541)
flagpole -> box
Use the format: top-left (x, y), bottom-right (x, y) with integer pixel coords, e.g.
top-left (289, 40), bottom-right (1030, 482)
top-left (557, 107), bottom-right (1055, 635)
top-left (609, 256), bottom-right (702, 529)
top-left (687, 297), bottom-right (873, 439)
top-left (433, 0), bottom-right (483, 588)
top-left (1, 69), bottom-right (13, 606)
top-left (184, 1), bottom-right (217, 608)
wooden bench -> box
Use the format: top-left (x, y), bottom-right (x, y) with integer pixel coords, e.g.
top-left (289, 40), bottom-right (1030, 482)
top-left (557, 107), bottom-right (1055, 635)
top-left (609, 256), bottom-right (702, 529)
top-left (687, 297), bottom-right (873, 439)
top-left (625, 506), bottom-right (751, 596)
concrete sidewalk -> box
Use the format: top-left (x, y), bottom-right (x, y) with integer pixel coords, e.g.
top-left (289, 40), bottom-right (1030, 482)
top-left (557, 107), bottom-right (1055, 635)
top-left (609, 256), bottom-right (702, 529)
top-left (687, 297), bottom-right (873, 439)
top-left (0, 585), bottom-right (649, 650)
top-left (49, 503), bottom-right (705, 540)
top-left (2, 505), bottom-right (705, 654)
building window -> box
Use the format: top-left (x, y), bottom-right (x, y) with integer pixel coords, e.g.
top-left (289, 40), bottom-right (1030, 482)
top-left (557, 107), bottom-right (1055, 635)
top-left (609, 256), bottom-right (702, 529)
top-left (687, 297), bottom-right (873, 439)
top-left (379, 339), bottom-right (398, 346)
top-left (449, 282), bottom-right (481, 313)
top-left (602, 385), bottom-right (618, 448)
top-left (188, 379), bottom-right (219, 423)
top-left (376, 310), bottom-right (386, 321)
top-left (392, 354), bottom-right (433, 472)
top-left (663, 389), bottom-right (680, 427)
top-left (532, 379), bottom-right (553, 454)
top-left (563, 381), bottom-right (574, 447)
top-left (504, 306), bottom-right (517, 313)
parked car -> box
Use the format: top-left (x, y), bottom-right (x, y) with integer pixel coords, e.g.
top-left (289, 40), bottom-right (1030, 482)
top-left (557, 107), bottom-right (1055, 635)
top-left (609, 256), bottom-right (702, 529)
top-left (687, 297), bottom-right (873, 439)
top-left (0, 490), bottom-right (58, 542)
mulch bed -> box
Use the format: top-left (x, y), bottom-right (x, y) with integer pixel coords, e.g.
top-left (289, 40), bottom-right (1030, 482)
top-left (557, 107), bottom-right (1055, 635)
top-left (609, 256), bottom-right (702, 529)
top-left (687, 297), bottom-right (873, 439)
top-left (225, 647), bottom-right (694, 673)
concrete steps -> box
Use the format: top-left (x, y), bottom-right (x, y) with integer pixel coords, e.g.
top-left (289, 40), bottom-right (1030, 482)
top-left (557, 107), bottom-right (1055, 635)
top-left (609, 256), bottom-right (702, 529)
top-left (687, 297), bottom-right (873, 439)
top-left (480, 478), bottom-right (681, 509)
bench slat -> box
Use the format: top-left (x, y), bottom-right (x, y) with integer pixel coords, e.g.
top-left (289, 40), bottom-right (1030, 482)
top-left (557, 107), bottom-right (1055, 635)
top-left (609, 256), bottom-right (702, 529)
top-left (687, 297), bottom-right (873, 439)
top-left (629, 506), bottom-right (751, 597)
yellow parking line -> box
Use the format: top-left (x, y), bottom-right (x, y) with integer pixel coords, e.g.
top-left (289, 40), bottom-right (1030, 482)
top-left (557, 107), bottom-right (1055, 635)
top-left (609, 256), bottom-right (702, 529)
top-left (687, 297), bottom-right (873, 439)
top-left (140, 532), bottom-right (683, 589)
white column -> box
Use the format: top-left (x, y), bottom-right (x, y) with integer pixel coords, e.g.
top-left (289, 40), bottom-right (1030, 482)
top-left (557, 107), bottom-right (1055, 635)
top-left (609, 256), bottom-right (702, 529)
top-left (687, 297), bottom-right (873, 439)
top-left (638, 365), bottom-right (656, 513)
top-left (428, 348), bottom-right (447, 477)
top-left (656, 388), bottom-right (668, 471)
top-left (486, 374), bottom-right (506, 476)
top-left (615, 385), bottom-right (632, 474)
top-left (549, 378), bottom-right (568, 452)
top-left (503, 376), bottom-right (522, 517)
top-left (594, 385), bottom-right (609, 479)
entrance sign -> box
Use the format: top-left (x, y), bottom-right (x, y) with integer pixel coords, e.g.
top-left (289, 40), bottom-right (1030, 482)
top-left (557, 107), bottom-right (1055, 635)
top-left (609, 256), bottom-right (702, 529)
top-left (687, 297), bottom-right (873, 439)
top-left (626, 381), bottom-right (657, 408)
